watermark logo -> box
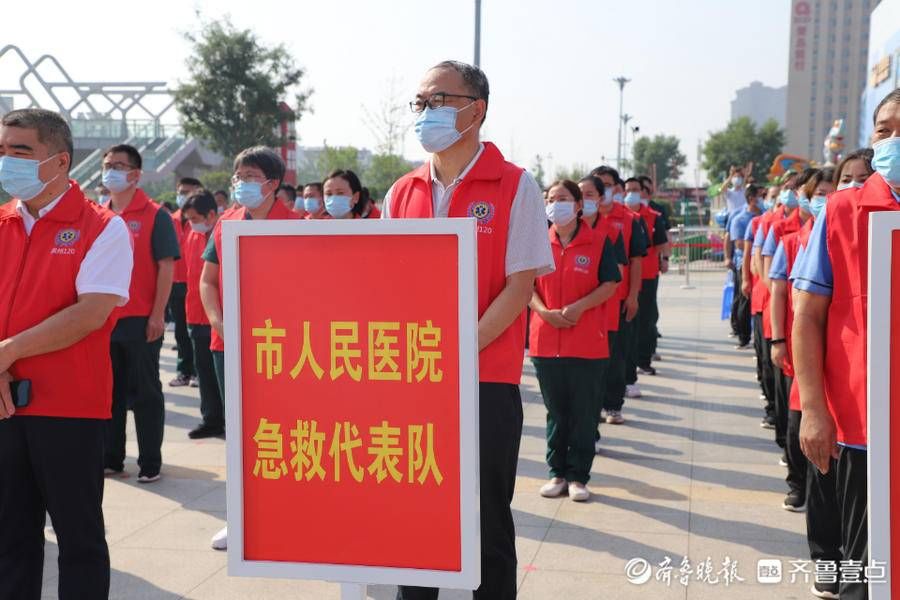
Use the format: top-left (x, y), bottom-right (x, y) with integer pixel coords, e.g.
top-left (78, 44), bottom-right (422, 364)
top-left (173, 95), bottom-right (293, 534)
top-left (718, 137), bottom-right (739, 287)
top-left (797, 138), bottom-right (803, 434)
top-left (757, 559), bottom-right (783, 584)
top-left (624, 558), bottom-right (652, 585)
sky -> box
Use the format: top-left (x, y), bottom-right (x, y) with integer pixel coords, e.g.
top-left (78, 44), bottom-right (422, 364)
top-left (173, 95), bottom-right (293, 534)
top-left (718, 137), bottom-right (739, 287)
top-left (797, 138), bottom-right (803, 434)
top-left (0, 0), bottom-right (791, 184)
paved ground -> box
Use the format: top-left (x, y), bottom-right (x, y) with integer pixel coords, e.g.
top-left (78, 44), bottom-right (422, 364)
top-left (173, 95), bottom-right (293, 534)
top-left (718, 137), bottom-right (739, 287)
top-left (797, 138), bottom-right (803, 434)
top-left (41, 270), bottom-right (816, 599)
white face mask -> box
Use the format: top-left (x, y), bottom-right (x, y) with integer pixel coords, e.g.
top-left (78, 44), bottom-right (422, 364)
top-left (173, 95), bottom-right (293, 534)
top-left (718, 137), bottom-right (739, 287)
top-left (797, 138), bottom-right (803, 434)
top-left (545, 201), bottom-right (577, 226)
top-left (190, 221), bottom-right (213, 234)
top-left (836, 180), bottom-right (865, 191)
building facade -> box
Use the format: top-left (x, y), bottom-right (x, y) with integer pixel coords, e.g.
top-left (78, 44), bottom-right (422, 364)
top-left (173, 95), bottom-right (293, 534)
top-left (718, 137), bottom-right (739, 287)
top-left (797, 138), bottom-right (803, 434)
top-left (731, 82), bottom-right (787, 128)
top-left (785, 0), bottom-right (880, 160)
top-left (859, 0), bottom-right (900, 146)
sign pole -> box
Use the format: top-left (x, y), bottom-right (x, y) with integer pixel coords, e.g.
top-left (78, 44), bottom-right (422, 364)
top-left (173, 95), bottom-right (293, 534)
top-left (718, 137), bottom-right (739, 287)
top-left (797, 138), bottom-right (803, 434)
top-left (340, 583), bottom-right (367, 599)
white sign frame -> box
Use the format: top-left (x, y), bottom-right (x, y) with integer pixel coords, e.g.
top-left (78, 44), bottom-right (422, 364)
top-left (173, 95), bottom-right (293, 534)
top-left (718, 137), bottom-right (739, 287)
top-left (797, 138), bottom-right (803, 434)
top-left (868, 211), bottom-right (900, 600)
top-left (221, 218), bottom-right (481, 590)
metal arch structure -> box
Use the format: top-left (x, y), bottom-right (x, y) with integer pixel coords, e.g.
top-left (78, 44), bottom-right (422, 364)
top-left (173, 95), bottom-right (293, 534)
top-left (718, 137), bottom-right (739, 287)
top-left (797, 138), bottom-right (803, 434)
top-left (0, 44), bottom-right (175, 131)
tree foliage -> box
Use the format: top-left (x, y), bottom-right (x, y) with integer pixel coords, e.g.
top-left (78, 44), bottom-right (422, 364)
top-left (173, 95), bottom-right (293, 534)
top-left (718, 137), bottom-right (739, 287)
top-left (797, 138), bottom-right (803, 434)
top-left (553, 164), bottom-right (591, 183)
top-left (702, 117), bottom-right (785, 183)
top-left (362, 76), bottom-right (413, 156)
top-left (632, 134), bottom-right (687, 188)
top-left (175, 17), bottom-right (312, 159)
top-left (364, 153), bottom-right (413, 200)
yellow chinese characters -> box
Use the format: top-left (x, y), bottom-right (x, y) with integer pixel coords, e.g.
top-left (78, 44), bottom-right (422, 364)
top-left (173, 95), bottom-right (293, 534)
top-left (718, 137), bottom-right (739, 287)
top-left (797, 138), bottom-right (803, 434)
top-left (251, 320), bottom-right (444, 383)
top-left (250, 417), bottom-right (443, 486)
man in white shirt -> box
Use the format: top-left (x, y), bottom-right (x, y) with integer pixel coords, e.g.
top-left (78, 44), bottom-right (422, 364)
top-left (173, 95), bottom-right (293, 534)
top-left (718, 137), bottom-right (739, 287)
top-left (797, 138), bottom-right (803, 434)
top-left (0, 108), bottom-right (133, 600)
top-left (723, 165), bottom-right (748, 214)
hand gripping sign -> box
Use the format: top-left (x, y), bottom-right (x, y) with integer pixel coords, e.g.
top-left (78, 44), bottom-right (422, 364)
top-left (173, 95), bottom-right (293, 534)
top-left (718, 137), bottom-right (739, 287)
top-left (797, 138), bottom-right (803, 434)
top-left (868, 212), bottom-right (900, 600)
top-left (221, 218), bottom-right (480, 596)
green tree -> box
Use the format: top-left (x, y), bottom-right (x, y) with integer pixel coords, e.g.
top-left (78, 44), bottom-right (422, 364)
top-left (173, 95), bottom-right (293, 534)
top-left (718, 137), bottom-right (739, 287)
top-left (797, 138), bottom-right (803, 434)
top-left (364, 153), bottom-right (413, 200)
top-left (175, 17), bottom-right (312, 159)
top-left (702, 117), bottom-right (785, 183)
top-left (298, 145), bottom-right (362, 184)
top-left (553, 164), bottom-right (590, 183)
top-left (196, 169), bottom-right (233, 193)
top-left (631, 134), bottom-right (687, 188)
top-left (531, 154), bottom-right (547, 190)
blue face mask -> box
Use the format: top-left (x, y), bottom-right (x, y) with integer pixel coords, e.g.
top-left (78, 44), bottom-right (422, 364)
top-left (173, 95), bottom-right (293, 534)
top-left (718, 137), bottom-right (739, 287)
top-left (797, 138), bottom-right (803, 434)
top-left (837, 180), bottom-right (864, 191)
top-left (176, 193), bottom-right (187, 208)
top-left (304, 196), bottom-right (321, 213)
top-left (0, 154), bottom-right (61, 201)
top-left (325, 194), bottom-right (353, 218)
top-left (798, 194), bottom-right (810, 213)
top-left (101, 168), bottom-right (133, 193)
top-left (809, 195), bottom-right (827, 218)
top-left (415, 103), bottom-right (476, 153)
top-left (779, 189), bottom-right (799, 209)
top-left (582, 199), bottom-right (599, 217)
top-left (612, 192), bottom-right (624, 204)
top-left (231, 180), bottom-right (268, 209)
top-left (98, 194), bottom-right (110, 205)
top-left (873, 137), bottom-right (900, 187)
top-left (623, 191), bottom-right (642, 208)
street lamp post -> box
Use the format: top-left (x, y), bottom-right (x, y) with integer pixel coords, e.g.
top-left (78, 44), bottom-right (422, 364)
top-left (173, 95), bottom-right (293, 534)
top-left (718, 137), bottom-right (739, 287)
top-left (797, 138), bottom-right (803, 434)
top-left (613, 76), bottom-right (630, 171)
top-left (474, 0), bottom-right (482, 67)
top-left (621, 113), bottom-right (633, 172)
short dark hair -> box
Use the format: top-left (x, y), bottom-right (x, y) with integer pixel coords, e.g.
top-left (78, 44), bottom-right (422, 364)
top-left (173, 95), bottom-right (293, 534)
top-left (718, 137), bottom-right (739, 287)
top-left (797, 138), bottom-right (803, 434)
top-left (578, 175), bottom-right (605, 197)
top-left (104, 144), bottom-right (142, 170)
top-left (277, 184), bottom-right (297, 201)
top-left (304, 182), bottom-right (323, 196)
top-left (745, 184), bottom-right (761, 200)
top-left (324, 169), bottom-right (363, 198)
top-left (178, 177), bottom-right (203, 188)
top-left (623, 177), bottom-right (642, 188)
top-left (547, 179), bottom-right (582, 202)
top-left (803, 168), bottom-right (835, 199)
top-left (432, 60), bottom-right (490, 123)
top-left (834, 148), bottom-right (874, 185)
top-left (1, 108), bottom-right (74, 168)
top-left (637, 175), bottom-right (654, 188)
top-left (591, 165), bottom-right (623, 187)
top-left (352, 186), bottom-right (372, 216)
top-left (873, 87), bottom-right (900, 125)
top-left (795, 167), bottom-right (818, 191)
top-left (214, 189), bottom-right (228, 198)
top-left (182, 189), bottom-right (217, 217)
top-left (233, 146), bottom-right (285, 186)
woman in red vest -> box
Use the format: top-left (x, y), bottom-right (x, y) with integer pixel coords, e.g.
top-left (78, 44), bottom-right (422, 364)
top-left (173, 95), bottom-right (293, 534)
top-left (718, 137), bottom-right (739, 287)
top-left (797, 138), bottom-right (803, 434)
top-left (323, 169), bottom-right (364, 219)
top-left (529, 180), bottom-right (621, 502)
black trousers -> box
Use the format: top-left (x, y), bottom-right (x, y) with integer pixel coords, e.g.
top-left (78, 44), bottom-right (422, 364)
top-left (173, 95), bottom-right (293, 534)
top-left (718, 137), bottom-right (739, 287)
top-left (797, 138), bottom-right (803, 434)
top-left (785, 408), bottom-right (807, 495)
top-left (835, 447), bottom-right (868, 600)
top-left (731, 267), bottom-right (751, 346)
top-left (189, 325), bottom-right (224, 429)
top-left (753, 314), bottom-right (775, 418)
top-left (806, 457), bottom-right (842, 578)
top-left (398, 383), bottom-right (523, 600)
top-left (773, 367), bottom-right (791, 449)
top-left (636, 277), bottom-right (659, 368)
top-left (0, 417), bottom-right (110, 600)
top-left (622, 309), bottom-right (639, 387)
top-left (168, 282), bottom-right (194, 377)
top-left (105, 337), bottom-right (165, 473)
top-left (603, 325), bottom-right (627, 412)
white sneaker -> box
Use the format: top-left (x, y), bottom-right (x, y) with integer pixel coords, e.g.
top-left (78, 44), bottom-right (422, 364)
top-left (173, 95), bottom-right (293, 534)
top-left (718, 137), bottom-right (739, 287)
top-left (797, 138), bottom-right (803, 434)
top-left (606, 410), bottom-right (625, 425)
top-left (625, 384), bottom-right (642, 398)
top-left (211, 526), bottom-right (228, 550)
top-left (568, 482), bottom-right (591, 502)
top-left (594, 439), bottom-right (603, 455)
top-left (539, 478), bottom-right (567, 498)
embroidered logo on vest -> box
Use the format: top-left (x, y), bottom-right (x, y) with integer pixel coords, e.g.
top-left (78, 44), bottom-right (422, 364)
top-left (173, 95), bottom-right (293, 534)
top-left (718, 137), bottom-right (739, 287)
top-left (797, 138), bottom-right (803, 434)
top-left (575, 255), bottom-right (591, 267)
top-left (51, 228), bottom-right (80, 255)
top-left (467, 201), bottom-right (495, 224)
top-left (127, 221), bottom-right (142, 236)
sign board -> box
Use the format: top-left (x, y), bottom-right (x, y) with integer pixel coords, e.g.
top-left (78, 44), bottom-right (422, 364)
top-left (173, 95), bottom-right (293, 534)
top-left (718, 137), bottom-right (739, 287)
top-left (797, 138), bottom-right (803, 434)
top-left (222, 218), bottom-right (480, 590)
top-left (868, 211), bottom-right (900, 600)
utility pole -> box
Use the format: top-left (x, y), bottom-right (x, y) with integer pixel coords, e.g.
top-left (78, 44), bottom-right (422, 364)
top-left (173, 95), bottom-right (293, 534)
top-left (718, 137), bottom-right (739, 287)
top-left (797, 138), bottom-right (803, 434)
top-left (621, 113), bottom-right (633, 172)
top-left (613, 76), bottom-right (630, 171)
top-left (474, 0), bottom-right (482, 67)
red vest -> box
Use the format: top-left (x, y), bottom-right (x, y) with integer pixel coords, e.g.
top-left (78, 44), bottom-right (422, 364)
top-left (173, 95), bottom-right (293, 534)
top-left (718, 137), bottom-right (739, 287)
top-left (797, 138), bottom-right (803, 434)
top-left (112, 189), bottom-right (165, 320)
top-left (388, 142), bottom-right (524, 384)
top-left (0, 182), bottom-right (118, 419)
top-left (171, 210), bottom-right (188, 284)
top-left (529, 224), bottom-right (609, 359)
top-left (210, 201), bottom-right (300, 352)
top-left (758, 207), bottom-right (786, 337)
top-left (600, 202), bottom-right (636, 304)
top-left (822, 174), bottom-right (899, 446)
top-left (184, 228), bottom-right (210, 326)
top-left (637, 204), bottom-right (662, 280)
top-left (590, 216), bottom-right (624, 332)
top-left (749, 216), bottom-right (764, 314)
top-left (784, 217), bottom-right (815, 410)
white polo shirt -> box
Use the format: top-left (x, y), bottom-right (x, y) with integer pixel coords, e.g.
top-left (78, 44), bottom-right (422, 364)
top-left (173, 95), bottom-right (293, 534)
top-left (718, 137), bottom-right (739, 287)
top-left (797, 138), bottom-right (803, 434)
top-left (382, 143), bottom-right (554, 278)
top-left (16, 189), bottom-right (133, 305)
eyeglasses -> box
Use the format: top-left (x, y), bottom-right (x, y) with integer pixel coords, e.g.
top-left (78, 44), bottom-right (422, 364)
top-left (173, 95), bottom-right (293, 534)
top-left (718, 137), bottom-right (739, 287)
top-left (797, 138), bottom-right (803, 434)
top-left (409, 92), bottom-right (478, 113)
top-left (231, 175), bottom-right (269, 185)
top-left (101, 161), bottom-right (135, 172)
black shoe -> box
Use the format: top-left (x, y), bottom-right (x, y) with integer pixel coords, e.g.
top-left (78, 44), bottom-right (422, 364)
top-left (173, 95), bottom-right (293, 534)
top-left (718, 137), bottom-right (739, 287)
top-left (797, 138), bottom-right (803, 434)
top-left (735, 342), bottom-right (751, 349)
top-left (810, 581), bottom-right (839, 599)
top-left (189, 424), bottom-right (226, 439)
top-left (760, 415), bottom-right (776, 430)
top-left (137, 470), bottom-right (161, 484)
top-left (638, 365), bottom-right (656, 376)
top-left (782, 490), bottom-right (806, 512)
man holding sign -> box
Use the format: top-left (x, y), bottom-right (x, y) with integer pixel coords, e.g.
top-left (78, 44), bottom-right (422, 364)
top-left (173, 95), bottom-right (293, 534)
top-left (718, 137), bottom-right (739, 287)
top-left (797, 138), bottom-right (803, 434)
top-left (792, 88), bottom-right (900, 600)
top-left (383, 61), bottom-right (553, 600)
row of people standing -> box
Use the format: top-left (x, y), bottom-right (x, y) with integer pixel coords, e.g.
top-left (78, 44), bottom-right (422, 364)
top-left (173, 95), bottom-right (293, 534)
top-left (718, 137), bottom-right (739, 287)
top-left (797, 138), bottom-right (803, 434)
top-left (530, 167), bottom-right (670, 503)
top-left (720, 86), bottom-right (900, 600)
